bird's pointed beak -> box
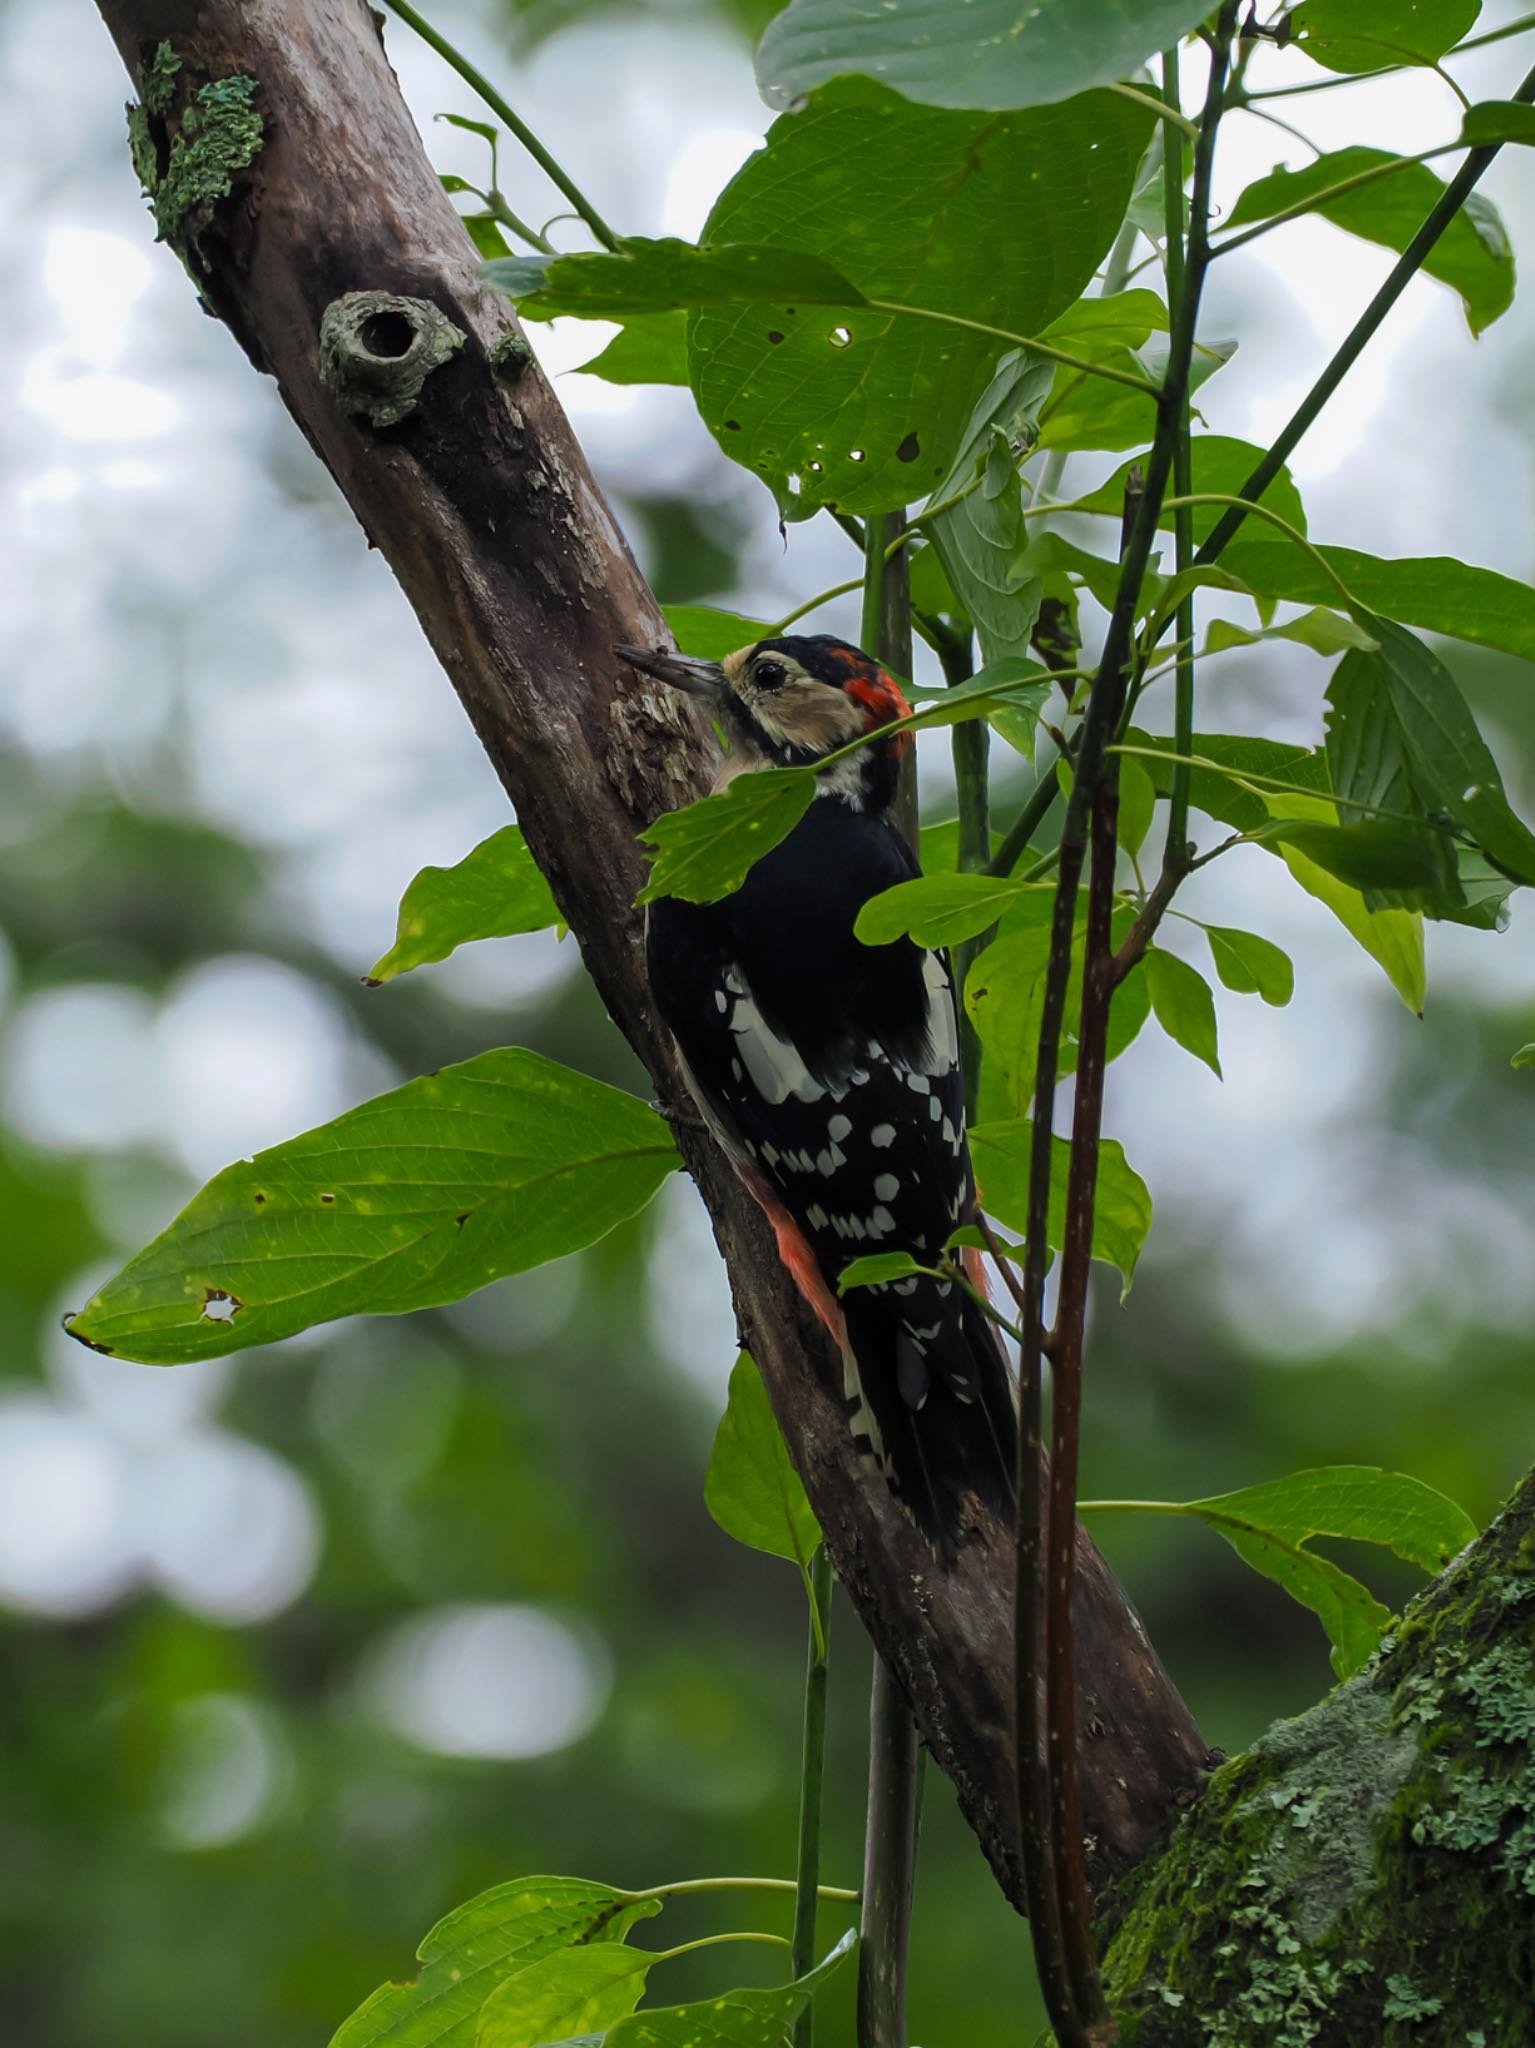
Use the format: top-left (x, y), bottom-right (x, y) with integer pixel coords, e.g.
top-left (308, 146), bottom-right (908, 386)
top-left (616, 644), bottom-right (730, 706)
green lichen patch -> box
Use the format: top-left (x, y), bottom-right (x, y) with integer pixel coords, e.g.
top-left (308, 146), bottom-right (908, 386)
top-left (1099, 1474), bottom-right (1535, 2046)
top-left (142, 40), bottom-right (181, 118)
top-left (126, 55), bottom-right (263, 251)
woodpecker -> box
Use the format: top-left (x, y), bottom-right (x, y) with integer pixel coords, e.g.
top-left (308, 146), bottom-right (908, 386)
top-left (620, 633), bottom-right (1017, 1555)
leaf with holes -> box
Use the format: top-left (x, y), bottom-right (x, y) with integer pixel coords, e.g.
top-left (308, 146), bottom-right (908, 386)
top-left (969, 1121), bottom-right (1152, 1292)
top-left (64, 1052), bottom-right (678, 1366)
top-left (639, 770), bottom-right (815, 906)
top-left (689, 79), bottom-right (1154, 516)
top-left (328, 1877), bottom-right (661, 2048)
top-left (705, 1354), bottom-right (821, 1569)
top-left (1145, 949), bottom-right (1221, 1078)
top-left (1227, 149), bottom-right (1512, 334)
top-left (756, 0), bottom-right (1217, 110)
top-left (476, 1945), bottom-right (654, 2047)
top-left (605, 1931), bottom-right (856, 2047)
top-left (1204, 926), bottom-right (1294, 1007)
top-left (1290, 0), bottom-right (1480, 75)
top-left (368, 826), bottom-right (561, 983)
top-left (923, 348), bottom-right (1053, 663)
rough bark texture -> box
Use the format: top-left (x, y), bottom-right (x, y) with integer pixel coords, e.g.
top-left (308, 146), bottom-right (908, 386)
top-left (92, 0), bottom-right (1212, 1908)
top-left (1101, 1468), bottom-right (1535, 2045)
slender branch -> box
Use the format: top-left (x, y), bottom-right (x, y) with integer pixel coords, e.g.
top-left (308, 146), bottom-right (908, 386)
top-left (774, 575), bottom-right (865, 633)
top-left (1197, 55), bottom-right (1535, 564)
top-left (857, 1657), bottom-right (921, 2048)
top-left (639, 1877), bottom-right (860, 1903)
top-left (380, 0), bottom-right (620, 249)
top-left (659, 1932), bottom-right (794, 1961)
top-left (1108, 80), bottom-right (1202, 138)
top-left (1162, 42), bottom-right (1196, 878)
top-left (486, 189), bottom-right (554, 254)
top-left (1013, 16), bottom-right (1241, 2044)
top-left (792, 1547), bottom-right (834, 2048)
top-left (1045, 758), bottom-right (1121, 2036)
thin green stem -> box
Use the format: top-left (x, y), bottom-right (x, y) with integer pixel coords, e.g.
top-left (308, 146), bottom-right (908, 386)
top-left (1162, 44), bottom-right (1196, 875)
top-left (1108, 80), bottom-right (1202, 138)
top-left (1158, 492), bottom-right (1362, 610)
top-left (987, 751), bottom-right (1065, 878)
top-left (773, 577), bottom-right (865, 634)
top-left (1197, 55), bottom-right (1535, 565)
top-left (488, 190), bottom-right (554, 254)
top-left (1107, 742), bottom-right (1460, 835)
top-left (380, 0), bottom-right (619, 249)
top-left (659, 1933), bottom-right (794, 1962)
top-left (1212, 143), bottom-right (1459, 261)
top-left (863, 299), bottom-right (1161, 396)
top-left (791, 1547), bottom-right (833, 2048)
top-left (637, 1877), bottom-right (860, 1903)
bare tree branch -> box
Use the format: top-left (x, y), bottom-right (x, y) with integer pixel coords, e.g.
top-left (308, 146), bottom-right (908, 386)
top-left (90, 0), bottom-right (1212, 1907)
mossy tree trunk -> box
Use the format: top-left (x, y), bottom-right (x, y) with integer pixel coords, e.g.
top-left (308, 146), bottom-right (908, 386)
top-left (1101, 1469), bottom-right (1535, 2046)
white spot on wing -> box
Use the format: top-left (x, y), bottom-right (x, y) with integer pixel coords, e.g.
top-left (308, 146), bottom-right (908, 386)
top-left (874, 1173), bottom-right (900, 1201)
top-left (921, 951), bottom-right (960, 1073)
top-left (870, 1123), bottom-right (896, 1149)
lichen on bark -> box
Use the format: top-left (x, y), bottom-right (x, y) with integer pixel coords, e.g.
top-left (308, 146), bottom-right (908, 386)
top-left (1099, 1473), bottom-right (1535, 2046)
top-left (126, 43), bottom-right (262, 250)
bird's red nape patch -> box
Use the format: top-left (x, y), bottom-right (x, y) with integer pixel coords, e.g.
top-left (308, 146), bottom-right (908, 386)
top-left (845, 668), bottom-right (913, 757)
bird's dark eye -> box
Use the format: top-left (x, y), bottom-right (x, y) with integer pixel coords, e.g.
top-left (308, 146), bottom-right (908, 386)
top-left (752, 659), bottom-right (788, 690)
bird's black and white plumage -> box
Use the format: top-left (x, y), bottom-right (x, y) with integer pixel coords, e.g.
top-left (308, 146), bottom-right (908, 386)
top-left (621, 633), bottom-right (1017, 1554)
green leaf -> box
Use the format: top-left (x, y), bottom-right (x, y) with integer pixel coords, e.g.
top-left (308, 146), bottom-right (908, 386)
top-left (969, 1121), bottom-right (1152, 1292)
top-left (1042, 289), bottom-right (1169, 348)
top-left (1263, 792), bottom-right (1426, 1014)
top-left (1460, 100), bottom-right (1535, 148)
top-left (837, 1250), bottom-right (932, 1293)
top-left (1328, 618), bottom-right (1535, 887)
top-left (476, 1945), bottom-right (652, 2047)
top-left (368, 826), bottom-right (561, 983)
top-left (463, 214), bottom-right (513, 261)
top-left (605, 1931), bottom-right (855, 2048)
top-left (756, 0), bottom-right (1216, 111)
top-left (1261, 815), bottom-right (1459, 900)
top-left (438, 112), bottom-right (499, 148)
top-left (661, 605), bottom-right (775, 661)
top-left (854, 872), bottom-right (1050, 948)
top-left (1291, 0), bottom-right (1480, 75)
top-left (638, 770), bottom-right (815, 906)
top-left (1074, 435), bottom-right (1308, 542)
top-left (65, 1052), bottom-right (679, 1366)
top-left (485, 239), bottom-right (869, 316)
top-left (988, 689), bottom-right (1053, 760)
top-left (1035, 334), bottom-right (1236, 454)
top-left (328, 1878), bottom-right (661, 2048)
top-left (705, 1353), bottom-right (821, 1568)
top-left (1204, 608), bottom-right (1379, 658)
top-left (1117, 758), bottom-right (1157, 860)
top-left (1204, 926), bottom-right (1294, 1007)
top-left (690, 80), bottom-right (1155, 515)
top-left (1226, 148), bottom-right (1512, 334)
top-left (1217, 542), bottom-right (1535, 665)
top-left (1124, 1465), bottom-right (1478, 1677)
top-left (923, 349), bottom-right (1053, 663)
top-left (574, 312), bottom-right (689, 386)
top-left (1145, 949), bottom-right (1221, 1078)
top-left (965, 912), bottom-right (1149, 1109)
top-left (1513, 1043), bottom-right (1535, 1069)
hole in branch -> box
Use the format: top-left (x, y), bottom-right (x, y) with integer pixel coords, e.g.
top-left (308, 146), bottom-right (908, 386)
top-left (359, 311), bottom-right (416, 358)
